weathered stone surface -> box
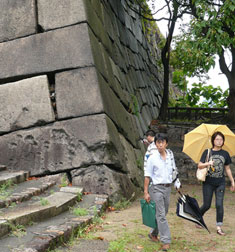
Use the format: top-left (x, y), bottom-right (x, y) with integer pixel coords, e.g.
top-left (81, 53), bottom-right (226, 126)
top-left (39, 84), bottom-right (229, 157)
top-left (60, 186), bottom-right (83, 194)
top-left (38, 0), bottom-right (86, 31)
top-left (0, 204), bottom-right (56, 227)
top-left (0, 171), bottom-right (29, 186)
top-left (98, 73), bottom-right (139, 147)
top-left (56, 67), bottom-right (104, 119)
top-left (0, 179), bottom-right (56, 209)
top-left (118, 134), bottom-right (144, 189)
top-left (0, 114), bottom-right (126, 176)
top-left (0, 76), bottom-right (55, 133)
top-left (72, 165), bottom-right (138, 202)
top-left (85, 1), bottom-right (113, 54)
top-left (0, 165), bottom-right (6, 172)
top-left (0, 24), bottom-right (93, 80)
top-left (0, 0), bottom-right (36, 43)
top-left (0, 219), bottom-right (9, 238)
top-left (44, 191), bottom-right (78, 215)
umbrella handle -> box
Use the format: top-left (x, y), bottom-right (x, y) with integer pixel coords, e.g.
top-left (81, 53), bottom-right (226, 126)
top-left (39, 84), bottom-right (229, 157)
top-left (177, 189), bottom-right (183, 197)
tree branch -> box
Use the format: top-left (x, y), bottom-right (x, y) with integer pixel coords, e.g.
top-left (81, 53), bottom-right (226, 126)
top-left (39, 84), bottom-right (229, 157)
top-left (219, 48), bottom-right (231, 79)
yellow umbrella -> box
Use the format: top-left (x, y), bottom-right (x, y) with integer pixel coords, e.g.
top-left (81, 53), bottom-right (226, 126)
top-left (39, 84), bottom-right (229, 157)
top-left (182, 123), bottom-right (235, 163)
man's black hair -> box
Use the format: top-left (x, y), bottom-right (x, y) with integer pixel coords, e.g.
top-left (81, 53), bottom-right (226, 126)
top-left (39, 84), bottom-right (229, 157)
top-left (154, 133), bottom-right (168, 143)
top-left (145, 129), bottom-right (155, 137)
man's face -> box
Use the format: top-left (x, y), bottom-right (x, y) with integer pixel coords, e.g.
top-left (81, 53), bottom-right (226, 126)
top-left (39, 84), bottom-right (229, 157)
top-left (155, 139), bottom-right (168, 153)
top-left (146, 135), bottom-right (154, 144)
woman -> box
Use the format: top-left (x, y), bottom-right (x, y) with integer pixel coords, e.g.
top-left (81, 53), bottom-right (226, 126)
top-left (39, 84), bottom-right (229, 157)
top-left (198, 131), bottom-right (235, 235)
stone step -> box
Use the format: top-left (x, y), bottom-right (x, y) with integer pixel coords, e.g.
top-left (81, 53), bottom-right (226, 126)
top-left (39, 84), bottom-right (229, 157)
top-left (0, 194), bottom-right (108, 252)
top-left (0, 186), bottom-right (83, 238)
top-left (0, 176), bottom-right (58, 209)
top-left (0, 170), bottom-right (29, 186)
top-left (0, 165), bottom-right (7, 172)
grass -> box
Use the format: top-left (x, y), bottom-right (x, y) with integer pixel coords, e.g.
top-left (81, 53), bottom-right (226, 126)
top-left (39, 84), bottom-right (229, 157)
top-left (0, 180), bottom-right (15, 201)
top-left (111, 193), bottom-right (135, 211)
top-left (40, 197), bottom-right (50, 206)
top-left (7, 222), bottom-right (26, 238)
top-left (108, 230), bottom-right (158, 252)
top-left (71, 206), bottom-right (88, 216)
top-left (77, 192), bottom-right (82, 202)
top-left (59, 174), bottom-right (69, 187)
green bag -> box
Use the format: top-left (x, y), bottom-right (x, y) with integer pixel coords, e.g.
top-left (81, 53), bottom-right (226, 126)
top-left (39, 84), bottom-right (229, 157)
top-left (140, 199), bottom-right (157, 229)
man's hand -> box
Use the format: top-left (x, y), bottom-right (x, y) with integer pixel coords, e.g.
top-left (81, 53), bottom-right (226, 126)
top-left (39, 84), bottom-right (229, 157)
top-left (144, 192), bottom-right (150, 203)
top-left (174, 178), bottom-right (181, 190)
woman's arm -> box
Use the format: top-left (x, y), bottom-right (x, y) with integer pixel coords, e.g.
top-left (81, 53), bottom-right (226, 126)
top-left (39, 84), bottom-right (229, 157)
top-left (225, 165), bottom-right (235, 191)
top-left (198, 160), bottom-right (213, 169)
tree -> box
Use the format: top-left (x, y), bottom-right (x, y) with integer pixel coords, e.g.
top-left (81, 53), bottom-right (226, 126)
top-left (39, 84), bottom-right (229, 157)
top-left (173, 0), bottom-right (235, 123)
top-left (126, 0), bottom-right (191, 120)
top-left (169, 78), bottom-right (229, 108)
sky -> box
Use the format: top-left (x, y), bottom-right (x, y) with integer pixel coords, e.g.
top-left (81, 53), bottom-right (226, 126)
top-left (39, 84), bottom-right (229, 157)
top-left (149, 1), bottom-right (230, 91)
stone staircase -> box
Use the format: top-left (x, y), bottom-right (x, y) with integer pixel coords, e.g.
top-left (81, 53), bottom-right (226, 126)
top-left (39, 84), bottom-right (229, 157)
top-left (0, 166), bottom-right (109, 252)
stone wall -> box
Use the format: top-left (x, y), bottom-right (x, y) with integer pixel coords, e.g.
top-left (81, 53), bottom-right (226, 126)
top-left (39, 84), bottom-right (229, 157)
top-left (0, 0), bottom-right (163, 201)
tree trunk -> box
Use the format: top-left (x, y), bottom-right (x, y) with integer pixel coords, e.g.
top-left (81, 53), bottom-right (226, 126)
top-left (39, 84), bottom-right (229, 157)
top-left (159, 50), bottom-right (170, 121)
top-left (159, 2), bottom-right (179, 121)
top-left (219, 47), bottom-right (235, 125)
top-left (227, 86), bottom-right (235, 125)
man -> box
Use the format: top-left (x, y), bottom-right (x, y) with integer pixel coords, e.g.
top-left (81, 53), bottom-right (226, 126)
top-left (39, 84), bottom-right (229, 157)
top-left (142, 129), bottom-right (157, 238)
top-left (143, 129), bottom-right (157, 175)
top-left (144, 133), bottom-right (181, 252)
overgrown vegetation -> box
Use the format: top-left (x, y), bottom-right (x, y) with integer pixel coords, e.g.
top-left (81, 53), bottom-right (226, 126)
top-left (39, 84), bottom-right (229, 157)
top-left (112, 197), bottom-right (132, 211)
top-left (0, 180), bottom-right (15, 201)
top-left (170, 70), bottom-right (229, 108)
top-left (129, 94), bottom-right (140, 117)
top-left (7, 222), bottom-right (26, 238)
top-left (40, 197), bottom-right (50, 206)
top-left (71, 206), bottom-right (88, 216)
top-left (59, 174), bottom-right (69, 187)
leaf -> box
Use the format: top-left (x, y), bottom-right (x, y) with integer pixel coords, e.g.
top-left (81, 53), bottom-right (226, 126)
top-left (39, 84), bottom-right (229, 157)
top-left (95, 236), bottom-right (104, 240)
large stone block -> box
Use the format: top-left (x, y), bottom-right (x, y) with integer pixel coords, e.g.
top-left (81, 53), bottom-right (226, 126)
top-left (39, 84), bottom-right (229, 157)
top-left (38, 0), bottom-right (86, 31)
top-left (0, 24), bottom-right (93, 80)
top-left (118, 134), bottom-right (144, 188)
top-left (98, 73), bottom-right (139, 147)
top-left (0, 76), bottom-right (55, 133)
top-left (56, 67), bottom-right (104, 119)
top-left (71, 165), bottom-right (138, 202)
top-left (0, 114), bottom-right (126, 176)
top-left (0, 0), bottom-right (36, 43)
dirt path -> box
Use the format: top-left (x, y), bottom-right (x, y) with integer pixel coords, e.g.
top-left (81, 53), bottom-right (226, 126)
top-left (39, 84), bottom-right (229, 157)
top-left (56, 184), bottom-right (235, 252)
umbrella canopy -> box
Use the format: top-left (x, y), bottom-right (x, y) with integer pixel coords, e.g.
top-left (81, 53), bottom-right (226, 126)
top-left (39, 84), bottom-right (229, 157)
top-left (183, 123), bottom-right (235, 163)
top-left (176, 192), bottom-right (210, 233)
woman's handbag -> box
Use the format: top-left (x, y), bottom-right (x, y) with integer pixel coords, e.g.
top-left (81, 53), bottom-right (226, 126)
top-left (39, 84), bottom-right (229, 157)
top-left (196, 149), bottom-right (211, 182)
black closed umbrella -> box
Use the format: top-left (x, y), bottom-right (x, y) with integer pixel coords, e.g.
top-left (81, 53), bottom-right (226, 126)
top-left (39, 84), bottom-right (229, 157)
top-left (176, 191), bottom-right (210, 233)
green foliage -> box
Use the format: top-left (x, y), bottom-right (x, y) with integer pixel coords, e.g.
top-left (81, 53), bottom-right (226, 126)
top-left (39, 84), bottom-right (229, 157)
top-left (172, 70), bottom-right (188, 93)
top-left (71, 206), bottom-right (88, 216)
top-left (0, 180), bottom-right (15, 201)
top-left (108, 236), bottom-right (129, 252)
top-left (129, 94), bottom-right (140, 116)
top-left (7, 222), bottom-right (26, 237)
top-left (173, 0), bottom-right (235, 79)
top-left (40, 197), bottom-right (50, 206)
top-left (171, 82), bottom-right (229, 108)
top-left (112, 197), bottom-right (132, 211)
top-left (77, 192), bottom-right (82, 202)
top-left (59, 174), bottom-right (69, 187)
top-left (136, 156), bottom-right (144, 169)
